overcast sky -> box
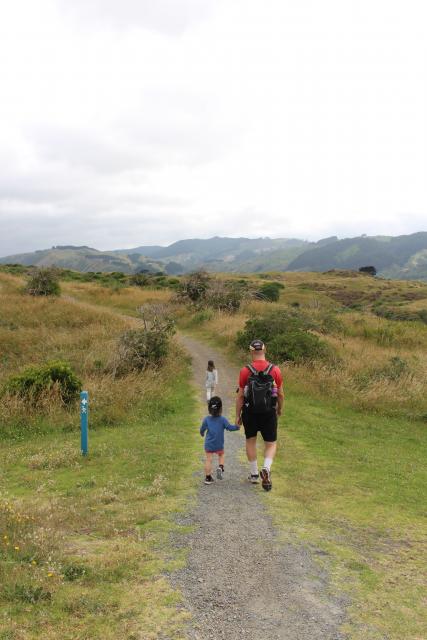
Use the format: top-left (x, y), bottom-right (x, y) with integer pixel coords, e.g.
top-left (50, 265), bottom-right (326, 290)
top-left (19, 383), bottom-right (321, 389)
top-left (0, 0), bottom-right (426, 257)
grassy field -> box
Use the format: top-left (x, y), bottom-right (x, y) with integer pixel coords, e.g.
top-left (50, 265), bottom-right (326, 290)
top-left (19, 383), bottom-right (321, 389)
top-left (0, 272), bottom-right (200, 639)
top-left (1, 267), bottom-right (426, 639)
top-left (270, 387), bottom-right (426, 640)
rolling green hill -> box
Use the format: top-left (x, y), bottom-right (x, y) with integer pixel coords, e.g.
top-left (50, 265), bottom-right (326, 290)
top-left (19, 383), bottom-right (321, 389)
top-left (1, 232), bottom-right (427, 279)
top-left (0, 245), bottom-right (164, 274)
top-left (287, 232), bottom-right (427, 279)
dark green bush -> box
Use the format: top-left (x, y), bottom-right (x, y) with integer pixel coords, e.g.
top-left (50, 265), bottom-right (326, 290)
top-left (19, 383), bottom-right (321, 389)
top-left (236, 310), bottom-right (331, 363)
top-left (129, 273), bottom-right (150, 287)
top-left (25, 268), bottom-right (60, 296)
top-left (3, 361), bottom-right (81, 405)
top-left (267, 332), bottom-right (330, 362)
top-left (255, 281), bottom-right (284, 302)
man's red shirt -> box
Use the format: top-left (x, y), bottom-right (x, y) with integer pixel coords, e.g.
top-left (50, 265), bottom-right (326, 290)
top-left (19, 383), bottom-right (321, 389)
top-left (238, 359), bottom-right (283, 390)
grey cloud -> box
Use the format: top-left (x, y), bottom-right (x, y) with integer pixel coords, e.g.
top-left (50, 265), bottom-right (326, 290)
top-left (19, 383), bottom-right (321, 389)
top-left (0, 207), bottom-right (196, 257)
top-left (28, 125), bottom-right (153, 174)
top-left (58, 0), bottom-right (214, 36)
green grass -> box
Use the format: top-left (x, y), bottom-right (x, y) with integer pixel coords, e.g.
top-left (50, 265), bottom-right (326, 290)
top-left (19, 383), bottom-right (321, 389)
top-left (180, 311), bottom-right (427, 638)
top-left (0, 370), bottom-right (200, 640)
top-left (267, 386), bottom-right (427, 640)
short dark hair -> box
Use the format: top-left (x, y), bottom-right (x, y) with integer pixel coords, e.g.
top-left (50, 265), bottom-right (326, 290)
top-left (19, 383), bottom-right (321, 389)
top-left (208, 396), bottom-right (222, 416)
top-left (249, 339), bottom-right (265, 351)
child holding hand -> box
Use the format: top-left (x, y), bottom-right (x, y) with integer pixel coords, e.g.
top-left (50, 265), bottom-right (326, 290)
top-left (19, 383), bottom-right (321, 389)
top-left (200, 396), bottom-right (240, 484)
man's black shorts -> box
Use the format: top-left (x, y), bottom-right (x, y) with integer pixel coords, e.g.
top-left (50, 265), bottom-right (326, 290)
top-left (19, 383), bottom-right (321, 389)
top-left (242, 408), bottom-right (277, 442)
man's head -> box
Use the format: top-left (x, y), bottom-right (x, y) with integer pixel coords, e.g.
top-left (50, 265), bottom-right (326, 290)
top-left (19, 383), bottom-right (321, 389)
top-left (249, 339), bottom-right (266, 359)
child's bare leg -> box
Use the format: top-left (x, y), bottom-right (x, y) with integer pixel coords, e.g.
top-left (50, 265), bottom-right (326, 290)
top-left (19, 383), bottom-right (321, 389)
top-left (204, 452), bottom-right (213, 477)
top-left (218, 452), bottom-right (225, 468)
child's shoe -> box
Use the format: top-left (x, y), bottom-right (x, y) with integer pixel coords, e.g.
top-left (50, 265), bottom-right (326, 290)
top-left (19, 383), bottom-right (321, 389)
top-left (216, 466), bottom-right (224, 480)
top-left (248, 474), bottom-right (259, 484)
top-left (204, 475), bottom-right (214, 485)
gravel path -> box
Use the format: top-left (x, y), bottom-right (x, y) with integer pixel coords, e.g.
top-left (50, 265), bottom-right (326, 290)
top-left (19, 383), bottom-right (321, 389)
top-left (173, 333), bottom-right (348, 640)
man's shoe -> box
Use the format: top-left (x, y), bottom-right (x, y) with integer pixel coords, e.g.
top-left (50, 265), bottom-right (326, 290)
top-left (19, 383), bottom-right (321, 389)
top-left (248, 474), bottom-right (259, 484)
top-left (216, 467), bottom-right (224, 480)
top-left (204, 475), bottom-right (214, 485)
top-left (260, 468), bottom-right (272, 491)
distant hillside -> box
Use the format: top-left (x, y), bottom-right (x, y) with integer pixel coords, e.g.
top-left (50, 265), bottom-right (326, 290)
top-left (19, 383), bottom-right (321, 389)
top-left (116, 236), bottom-right (310, 272)
top-left (0, 246), bottom-right (164, 274)
top-left (287, 232), bottom-right (427, 279)
top-left (1, 232), bottom-right (427, 279)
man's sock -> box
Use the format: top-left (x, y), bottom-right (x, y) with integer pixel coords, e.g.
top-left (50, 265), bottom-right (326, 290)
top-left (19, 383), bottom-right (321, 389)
top-left (263, 457), bottom-right (273, 471)
top-left (250, 460), bottom-right (258, 476)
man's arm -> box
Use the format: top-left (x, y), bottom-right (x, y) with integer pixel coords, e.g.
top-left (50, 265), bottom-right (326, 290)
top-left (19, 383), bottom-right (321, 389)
top-left (235, 387), bottom-right (244, 425)
top-left (276, 386), bottom-right (284, 417)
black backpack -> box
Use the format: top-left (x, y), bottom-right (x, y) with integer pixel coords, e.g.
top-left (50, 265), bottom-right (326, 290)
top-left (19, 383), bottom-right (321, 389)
top-left (245, 363), bottom-right (275, 414)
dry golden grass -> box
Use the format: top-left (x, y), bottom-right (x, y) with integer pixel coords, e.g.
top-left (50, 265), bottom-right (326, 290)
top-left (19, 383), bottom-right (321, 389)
top-left (177, 271), bottom-right (427, 418)
top-left (62, 281), bottom-right (172, 316)
top-left (0, 274), bottom-right (169, 436)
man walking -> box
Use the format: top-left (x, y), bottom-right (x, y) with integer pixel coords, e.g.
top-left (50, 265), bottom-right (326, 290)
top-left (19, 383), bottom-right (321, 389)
top-left (236, 339), bottom-right (284, 491)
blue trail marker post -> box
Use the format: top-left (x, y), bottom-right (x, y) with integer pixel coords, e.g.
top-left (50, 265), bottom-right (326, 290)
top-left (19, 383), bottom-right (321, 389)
top-left (80, 391), bottom-right (88, 456)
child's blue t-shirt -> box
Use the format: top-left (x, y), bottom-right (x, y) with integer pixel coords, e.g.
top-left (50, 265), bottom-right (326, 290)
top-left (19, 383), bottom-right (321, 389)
top-left (200, 415), bottom-right (239, 452)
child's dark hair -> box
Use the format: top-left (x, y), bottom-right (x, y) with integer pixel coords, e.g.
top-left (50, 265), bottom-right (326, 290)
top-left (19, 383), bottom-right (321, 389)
top-left (207, 360), bottom-right (215, 371)
top-left (208, 396), bottom-right (222, 416)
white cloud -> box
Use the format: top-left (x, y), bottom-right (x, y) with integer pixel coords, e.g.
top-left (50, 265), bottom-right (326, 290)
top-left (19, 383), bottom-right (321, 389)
top-left (0, 0), bottom-right (426, 257)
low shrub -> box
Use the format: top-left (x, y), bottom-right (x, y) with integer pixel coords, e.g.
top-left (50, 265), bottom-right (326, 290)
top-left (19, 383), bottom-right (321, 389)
top-left (114, 304), bottom-right (176, 374)
top-left (206, 280), bottom-right (243, 312)
top-left (25, 268), bottom-right (61, 297)
top-left (236, 310), bottom-right (331, 363)
top-left (176, 272), bottom-right (247, 312)
top-left (116, 329), bottom-right (171, 373)
top-left (176, 270), bottom-right (211, 303)
top-left (3, 361), bottom-right (81, 405)
top-left (255, 281), bottom-right (285, 302)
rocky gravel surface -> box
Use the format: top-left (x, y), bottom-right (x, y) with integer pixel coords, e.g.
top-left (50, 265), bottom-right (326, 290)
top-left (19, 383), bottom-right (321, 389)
top-left (173, 334), bottom-right (348, 640)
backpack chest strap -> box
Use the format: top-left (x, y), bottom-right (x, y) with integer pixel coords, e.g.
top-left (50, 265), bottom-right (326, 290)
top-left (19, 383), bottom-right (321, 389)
top-left (246, 363), bottom-right (274, 375)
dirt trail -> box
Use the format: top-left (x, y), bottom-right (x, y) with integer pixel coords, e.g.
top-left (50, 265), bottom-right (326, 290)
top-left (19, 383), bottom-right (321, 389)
top-left (60, 296), bottom-right (347, 638)
top-left (174, 333), bottom-right (347, 640)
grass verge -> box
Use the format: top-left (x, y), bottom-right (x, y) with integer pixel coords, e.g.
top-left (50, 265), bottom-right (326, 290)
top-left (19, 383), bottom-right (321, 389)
top-left (0, 368), bottom-right (199, 640)
top-left (265, 387), bottom-right (426, 640)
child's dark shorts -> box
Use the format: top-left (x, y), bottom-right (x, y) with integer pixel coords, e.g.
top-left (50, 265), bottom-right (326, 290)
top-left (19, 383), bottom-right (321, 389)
top-left (242, 408), bottom-right (277, 442)
top-left (205, 449), bottom-right (224, 455)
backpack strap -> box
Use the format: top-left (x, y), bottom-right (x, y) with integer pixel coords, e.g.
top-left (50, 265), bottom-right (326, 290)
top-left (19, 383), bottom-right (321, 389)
top-left (246, 364), bottom-right (257, 375)
top-left (264, 363), bottom-right (274, 375)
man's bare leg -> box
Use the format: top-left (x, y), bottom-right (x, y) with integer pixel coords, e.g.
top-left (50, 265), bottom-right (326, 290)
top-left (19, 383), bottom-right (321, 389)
top-left (246, 436), bottom-right (257, 462)
top-left (246, 436), bottom-right (260, 482)
top-left (263, 441), bottom-right (277, 463)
